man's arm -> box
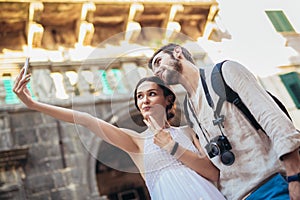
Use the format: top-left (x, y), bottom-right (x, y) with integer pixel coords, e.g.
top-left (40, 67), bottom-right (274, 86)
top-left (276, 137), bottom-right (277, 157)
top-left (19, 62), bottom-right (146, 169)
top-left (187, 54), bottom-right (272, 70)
top-left (222, 60), bottom-right (300, 158)
top-left (222, 60), bottom-right (300, 199)
top-left (281, 150), bottom-right (300, 200)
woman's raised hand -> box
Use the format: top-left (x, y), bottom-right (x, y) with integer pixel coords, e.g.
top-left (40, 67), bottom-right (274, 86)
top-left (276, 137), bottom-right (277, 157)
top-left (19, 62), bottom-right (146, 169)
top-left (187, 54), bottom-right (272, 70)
top-left (144, 116), bottom-right (175, 153)
top-left (13, 67), bottom-right (33, 108)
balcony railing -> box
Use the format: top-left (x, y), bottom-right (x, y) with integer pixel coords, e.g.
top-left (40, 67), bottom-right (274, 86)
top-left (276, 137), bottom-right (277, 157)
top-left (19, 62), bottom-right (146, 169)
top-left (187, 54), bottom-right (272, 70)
top-left (0, 56), bottom-right (152, 105)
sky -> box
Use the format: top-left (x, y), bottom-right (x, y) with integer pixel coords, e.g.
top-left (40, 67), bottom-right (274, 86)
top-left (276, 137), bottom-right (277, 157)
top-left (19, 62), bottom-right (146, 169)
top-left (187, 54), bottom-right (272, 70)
top-left (198, 0), bottom-right (300, 77)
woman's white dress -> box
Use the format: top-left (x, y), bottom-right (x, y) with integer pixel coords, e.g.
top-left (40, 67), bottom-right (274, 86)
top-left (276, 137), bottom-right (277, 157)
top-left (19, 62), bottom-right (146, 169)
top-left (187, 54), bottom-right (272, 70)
top-left (143, 127), bottom-right (226, 200)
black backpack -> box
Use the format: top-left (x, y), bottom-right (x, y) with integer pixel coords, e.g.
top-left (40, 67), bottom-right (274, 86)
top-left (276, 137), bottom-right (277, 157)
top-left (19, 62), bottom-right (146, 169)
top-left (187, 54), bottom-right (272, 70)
top-left (209, 60), bottom-right (292, 132)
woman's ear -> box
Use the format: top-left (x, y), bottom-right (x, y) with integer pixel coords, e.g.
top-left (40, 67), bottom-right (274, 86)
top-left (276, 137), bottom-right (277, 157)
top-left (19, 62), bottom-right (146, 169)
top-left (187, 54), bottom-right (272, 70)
top-left (173, 46), bottom-right (182, 59)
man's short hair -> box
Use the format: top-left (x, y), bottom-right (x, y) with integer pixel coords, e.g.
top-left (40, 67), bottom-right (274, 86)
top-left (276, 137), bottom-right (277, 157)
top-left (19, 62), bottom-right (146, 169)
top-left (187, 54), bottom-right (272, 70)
top-left (148, 43), bottom-right (195, 69)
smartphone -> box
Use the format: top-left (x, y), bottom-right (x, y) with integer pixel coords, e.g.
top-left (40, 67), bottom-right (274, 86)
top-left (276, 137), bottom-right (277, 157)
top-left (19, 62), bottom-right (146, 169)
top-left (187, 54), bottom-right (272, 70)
top-left (22, 57), bottom-right (30, 78)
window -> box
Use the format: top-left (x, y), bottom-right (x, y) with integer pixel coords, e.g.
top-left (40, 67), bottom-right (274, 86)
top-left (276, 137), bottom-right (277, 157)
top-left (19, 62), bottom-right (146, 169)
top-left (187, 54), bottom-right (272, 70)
top-left (111, 69), bottom-right (128, 94)
top-left (280, 72), bottom-right (300, 109)
top-left (99, 70), bottom-right (114, 95)
top-left (1, 74), bottom-right (36, 104)
top-left (2, 77), bottom-right (20, 104)
top-left (98, 69), bottom-right (128, 95)
top-left (265, 10), bottom-right (295, 32)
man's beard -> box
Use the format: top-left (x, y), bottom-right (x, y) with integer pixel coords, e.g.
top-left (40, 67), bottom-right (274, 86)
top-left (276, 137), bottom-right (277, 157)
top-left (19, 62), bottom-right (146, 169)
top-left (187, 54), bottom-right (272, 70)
top-left (164, 58), bottom-right (183, 85)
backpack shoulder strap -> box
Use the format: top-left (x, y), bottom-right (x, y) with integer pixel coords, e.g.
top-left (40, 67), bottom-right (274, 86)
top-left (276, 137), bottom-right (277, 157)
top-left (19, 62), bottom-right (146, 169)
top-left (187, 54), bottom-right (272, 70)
top-left (267, 92), bottom-right (292, 121)
top-left (183, 95), bottom-right (194, 128)
top-left (211, 61), bottom-right (263, 131)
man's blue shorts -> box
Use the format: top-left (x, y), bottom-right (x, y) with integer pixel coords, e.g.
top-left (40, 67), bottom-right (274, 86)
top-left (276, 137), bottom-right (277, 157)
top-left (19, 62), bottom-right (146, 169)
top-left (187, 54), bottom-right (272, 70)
top-left (246, 173), bottom-right (289, 200)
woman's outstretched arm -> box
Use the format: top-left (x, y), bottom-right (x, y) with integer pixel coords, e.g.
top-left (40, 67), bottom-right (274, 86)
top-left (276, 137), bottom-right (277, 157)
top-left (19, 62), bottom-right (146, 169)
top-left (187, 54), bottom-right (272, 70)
top-left (13, 68), bottom-right (140, 153)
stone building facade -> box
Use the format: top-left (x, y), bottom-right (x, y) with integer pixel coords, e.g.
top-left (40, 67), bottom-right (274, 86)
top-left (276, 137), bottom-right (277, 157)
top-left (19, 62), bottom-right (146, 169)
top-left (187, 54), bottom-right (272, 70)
top-left (0, 1), bottom-right (235, 199)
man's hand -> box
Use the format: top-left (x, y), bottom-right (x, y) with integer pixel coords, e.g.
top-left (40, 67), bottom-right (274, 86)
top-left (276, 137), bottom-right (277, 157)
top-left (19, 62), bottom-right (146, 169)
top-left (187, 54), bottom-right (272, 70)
top-left (281, 149), bottom-right (300, 200)
top-left (289, 181), bottom-right (300, 200)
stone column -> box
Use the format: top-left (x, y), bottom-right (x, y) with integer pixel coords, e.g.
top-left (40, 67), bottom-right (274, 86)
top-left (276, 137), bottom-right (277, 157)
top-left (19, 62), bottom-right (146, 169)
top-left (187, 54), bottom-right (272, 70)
top-left (120, 62), bottom-right (140, 92)
top-left (0, 80), bottom-right (6, 104)
top-left (62, 71), bottom-right (75, 97)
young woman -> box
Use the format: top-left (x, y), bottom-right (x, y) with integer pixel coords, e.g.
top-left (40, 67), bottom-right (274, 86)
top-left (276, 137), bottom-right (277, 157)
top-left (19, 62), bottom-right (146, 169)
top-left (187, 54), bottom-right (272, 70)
top-left (13, 68), bottom-right (225, 200)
